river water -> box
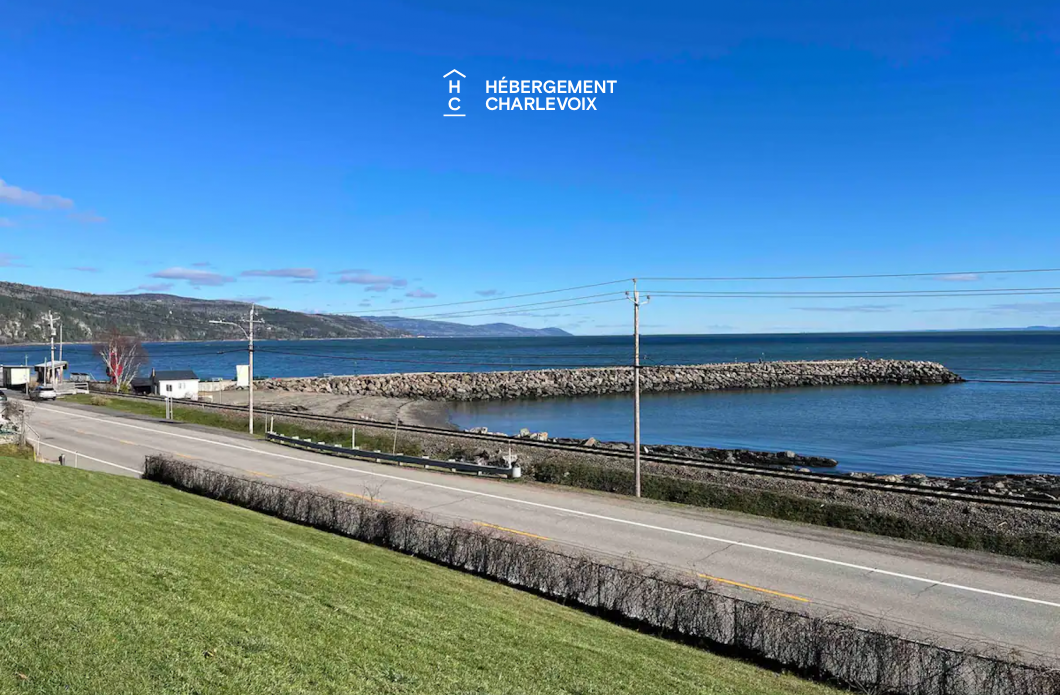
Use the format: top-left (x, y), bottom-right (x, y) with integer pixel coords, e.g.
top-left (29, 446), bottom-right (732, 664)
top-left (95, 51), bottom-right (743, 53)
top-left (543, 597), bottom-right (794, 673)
top-left (4, 331), bottom-right (1058, 477)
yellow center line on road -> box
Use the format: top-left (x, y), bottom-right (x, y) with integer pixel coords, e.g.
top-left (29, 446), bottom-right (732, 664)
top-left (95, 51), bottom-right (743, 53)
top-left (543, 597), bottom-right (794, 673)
top-left (245, 470), bottom-right (275, 478)
top-left (473, 521), bottom-right (550, 541)
top-left (118, 439), bottom-right (137, 446)
top-left (342, 491), bottom-right (387, 504)
top-left (697, 573), bottom-right (810, 603)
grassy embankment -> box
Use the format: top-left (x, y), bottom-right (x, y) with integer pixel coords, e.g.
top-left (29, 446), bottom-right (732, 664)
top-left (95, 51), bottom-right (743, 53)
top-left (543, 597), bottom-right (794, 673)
top-left (60, 395), bottom-right (1060, 564)
top-left (0, 457), bottom-right (834, 695)
top-left (0, 443), bottom-right (34, 460)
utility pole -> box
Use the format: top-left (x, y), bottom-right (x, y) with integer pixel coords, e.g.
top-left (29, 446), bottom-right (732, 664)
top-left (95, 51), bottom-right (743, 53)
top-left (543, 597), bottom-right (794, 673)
top-left (210, 305), bottom-right (264, 434)
top-left (625, 279), bottom-right (650, 498)
top-left (43, 312), bottom-right (59, 386)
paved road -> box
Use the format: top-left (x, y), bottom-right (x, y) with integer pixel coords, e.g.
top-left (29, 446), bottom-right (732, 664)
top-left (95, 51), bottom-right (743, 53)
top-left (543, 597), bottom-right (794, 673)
top-left (24, 400), bottom-right (1060, 661)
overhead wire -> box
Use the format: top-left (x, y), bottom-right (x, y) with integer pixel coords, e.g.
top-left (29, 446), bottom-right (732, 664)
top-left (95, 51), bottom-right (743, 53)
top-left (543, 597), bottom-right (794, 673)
top-left (640, 268), bottom-right (1060, 282)
top-left (341, 278), bottom-right (631, 315)
top-left (423, 298), bottom-right (628, 320)
top-left (407, 292), bottom-right (627, 319)
top-left (253, 347), bottom-right (628, 369)
top-left (644, 286), bottom-right (1060, 296)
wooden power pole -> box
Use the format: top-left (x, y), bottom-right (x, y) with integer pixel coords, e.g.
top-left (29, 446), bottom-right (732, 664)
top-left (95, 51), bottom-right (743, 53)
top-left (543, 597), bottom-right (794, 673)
top-left (210, 305), bottom-right (264, 434)
top-left (626, 279), bottom-right (649, 497)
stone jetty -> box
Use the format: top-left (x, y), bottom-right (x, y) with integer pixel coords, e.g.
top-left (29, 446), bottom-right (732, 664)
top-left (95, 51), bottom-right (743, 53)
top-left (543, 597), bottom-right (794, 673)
top-left (260, 358), bottom-right (963, 401)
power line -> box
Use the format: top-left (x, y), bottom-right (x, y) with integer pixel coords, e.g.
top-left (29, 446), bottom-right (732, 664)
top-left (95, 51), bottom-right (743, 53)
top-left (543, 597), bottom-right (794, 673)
top-left (408, 292), bottom-right (626, 319)
top-left (645, 290), bottom-right (1060, 299)
top-left (644, 286), bottom-right (1060, 296)
top-left (419, 297), bottom-right (628, 320)
top-left (346, 278), bottom-right (631, 315)
top-left (640, 268), bottom-right (1060, 282)
top-left (245, 344), bottom-right (627, 361)
top-left (253, 347), bottom-right (628, 369)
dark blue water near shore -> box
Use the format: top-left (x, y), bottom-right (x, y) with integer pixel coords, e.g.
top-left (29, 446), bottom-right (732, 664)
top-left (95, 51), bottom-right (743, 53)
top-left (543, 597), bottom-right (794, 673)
top-left (4, 331), bottom-right (1058, 477)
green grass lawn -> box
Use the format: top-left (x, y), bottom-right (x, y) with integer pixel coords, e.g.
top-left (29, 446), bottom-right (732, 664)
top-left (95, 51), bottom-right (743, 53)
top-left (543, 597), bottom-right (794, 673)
top-left (0, 458), bottom-right (835, 695)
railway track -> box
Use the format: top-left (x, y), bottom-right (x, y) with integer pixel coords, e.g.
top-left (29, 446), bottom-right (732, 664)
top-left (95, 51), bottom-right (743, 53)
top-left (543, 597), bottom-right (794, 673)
top-left (81, 389), bottom-right (1060, 513)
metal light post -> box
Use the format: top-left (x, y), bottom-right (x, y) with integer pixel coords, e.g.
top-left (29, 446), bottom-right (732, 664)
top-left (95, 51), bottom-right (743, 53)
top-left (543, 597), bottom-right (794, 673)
top-left (210, 305), bottom-right (262, 434)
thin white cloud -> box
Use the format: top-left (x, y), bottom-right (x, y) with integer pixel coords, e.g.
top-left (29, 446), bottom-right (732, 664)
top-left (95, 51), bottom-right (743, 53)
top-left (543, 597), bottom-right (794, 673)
top-left (150, 267), bottom-right (234, 287)
top-left (0, 217), bottom-right (15, 227)
top-left (120, 282), bottom-right (175, 293)
top-left (987, 301), bottom-right (1060, 314)
top-left (224, 295), bottom-right (272, 304)
top-left (936, 273), bottom-right (981, 282)
top-left (191, 261), bottom-right (212, 267)
top-left (68, 210), bottom-right (106, 224)
top-left (794, 304), bottom-right (897, 313)
top-left (70, 266), bottom-right (101, 273)
top-left (241, 268), bottom-right (318, 279)
top-left (475, 289), bottom-right (502, 297)
top-left (337, 272), bottom-right (408, 292)
top-left (406, 288), bottom-right (437, 299)
top-left (0, 253), bottom-right (27, 267)
top-left (332, 268), bottom-right (370, 275)
top-left (0, 178), bottom-right (74, 209)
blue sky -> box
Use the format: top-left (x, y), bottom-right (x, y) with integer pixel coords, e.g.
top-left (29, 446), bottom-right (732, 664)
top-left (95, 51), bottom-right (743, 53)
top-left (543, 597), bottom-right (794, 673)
top-left (1, 0), bottom-right (1058, 334)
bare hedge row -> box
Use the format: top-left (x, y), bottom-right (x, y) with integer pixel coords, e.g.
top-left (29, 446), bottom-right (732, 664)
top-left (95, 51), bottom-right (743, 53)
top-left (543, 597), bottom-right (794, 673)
top-left (142, 456), bottom-right (1059, 695)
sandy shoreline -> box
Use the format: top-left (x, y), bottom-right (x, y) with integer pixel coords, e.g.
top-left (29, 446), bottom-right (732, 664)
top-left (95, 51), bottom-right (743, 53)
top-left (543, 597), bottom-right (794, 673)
top-left (208, 390), bottom-right (454, 429)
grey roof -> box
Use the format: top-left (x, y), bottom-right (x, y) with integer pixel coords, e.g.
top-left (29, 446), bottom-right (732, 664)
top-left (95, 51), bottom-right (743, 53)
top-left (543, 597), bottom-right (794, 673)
top-left (153, 370), bottom-right (199, 381)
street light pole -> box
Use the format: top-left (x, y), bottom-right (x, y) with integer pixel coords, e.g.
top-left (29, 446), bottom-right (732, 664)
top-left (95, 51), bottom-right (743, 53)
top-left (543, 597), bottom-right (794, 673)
top-left (210, 304), bottom-right (263, 435)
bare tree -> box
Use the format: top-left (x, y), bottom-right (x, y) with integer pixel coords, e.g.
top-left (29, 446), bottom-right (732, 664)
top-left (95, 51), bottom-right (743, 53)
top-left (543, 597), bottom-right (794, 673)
top-left (94, 329), bottom-right (149, 392)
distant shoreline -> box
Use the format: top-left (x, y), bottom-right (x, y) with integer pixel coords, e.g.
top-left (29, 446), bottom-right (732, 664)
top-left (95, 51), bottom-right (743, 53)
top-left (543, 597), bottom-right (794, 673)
top-left (1, 326), bottom-right (1056, 351)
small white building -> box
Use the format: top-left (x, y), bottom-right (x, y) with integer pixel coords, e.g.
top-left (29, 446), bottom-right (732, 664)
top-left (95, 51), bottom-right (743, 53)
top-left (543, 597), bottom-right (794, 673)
top-left (2, 365), bottom-right (32, 388)
top-left (152, 370), bottom-right (200, 401)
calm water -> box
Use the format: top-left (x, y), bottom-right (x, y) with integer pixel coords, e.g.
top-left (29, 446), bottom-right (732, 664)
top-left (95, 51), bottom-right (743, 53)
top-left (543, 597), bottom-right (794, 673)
top-left (4, 332), bottom-right (1058, 477)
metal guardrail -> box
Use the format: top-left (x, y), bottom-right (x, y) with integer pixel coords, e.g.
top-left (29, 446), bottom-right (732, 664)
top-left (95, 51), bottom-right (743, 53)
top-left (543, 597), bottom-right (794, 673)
top-left (265, 431), bottom-right (521, 479)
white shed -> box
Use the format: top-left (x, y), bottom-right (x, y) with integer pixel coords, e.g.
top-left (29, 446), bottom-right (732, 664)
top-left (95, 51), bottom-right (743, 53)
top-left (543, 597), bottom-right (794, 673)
top-left (152, 370), bottom-right (200, 401)
top-left (2, 365), bottom-right (31, 388)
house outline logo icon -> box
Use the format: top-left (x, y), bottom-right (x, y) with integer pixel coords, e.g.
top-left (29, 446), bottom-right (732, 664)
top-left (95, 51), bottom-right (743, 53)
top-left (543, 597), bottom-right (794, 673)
top-left (444, 70), bottom-right (466, 117)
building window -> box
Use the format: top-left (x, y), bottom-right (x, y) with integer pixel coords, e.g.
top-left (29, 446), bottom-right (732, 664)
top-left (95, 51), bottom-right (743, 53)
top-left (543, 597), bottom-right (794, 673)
top-left (166, 384), bottom-right (173, 392)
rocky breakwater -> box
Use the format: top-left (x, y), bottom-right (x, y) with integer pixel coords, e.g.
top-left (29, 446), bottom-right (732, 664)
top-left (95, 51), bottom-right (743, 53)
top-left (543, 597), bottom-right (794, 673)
top-left (260, 358), bottom-right (963, 401)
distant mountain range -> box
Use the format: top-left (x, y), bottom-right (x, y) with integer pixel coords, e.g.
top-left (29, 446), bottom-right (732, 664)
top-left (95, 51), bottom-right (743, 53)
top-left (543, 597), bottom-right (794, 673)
top-left (0, 282), bottom-right (403, 344)
top-left (362, 316), bottom-right (572, 338)
top-left (0, 282), bottom-right (572, 344)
